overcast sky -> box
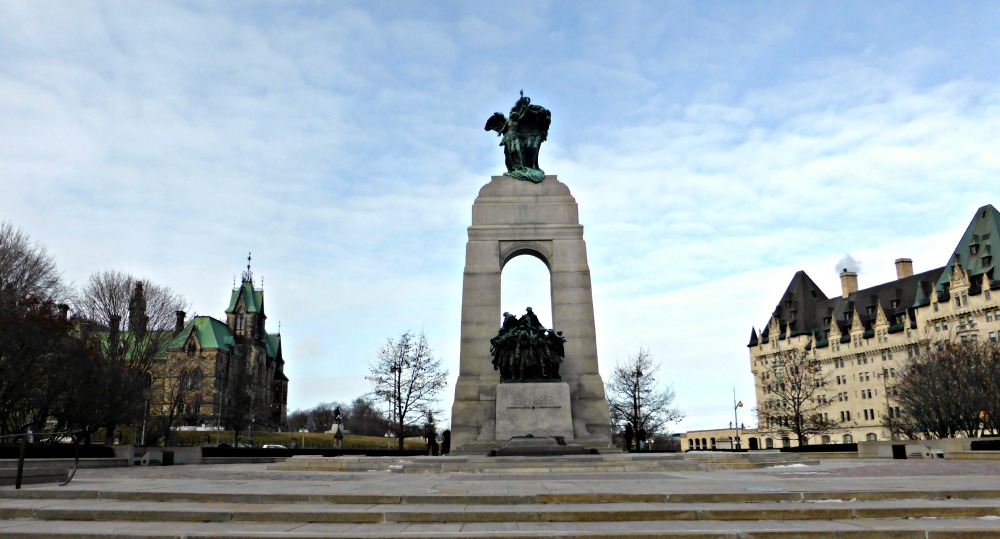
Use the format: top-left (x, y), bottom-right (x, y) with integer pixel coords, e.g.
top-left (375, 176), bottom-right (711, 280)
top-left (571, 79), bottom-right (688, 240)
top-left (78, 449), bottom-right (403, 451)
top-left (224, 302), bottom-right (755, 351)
top-left (3, 1), bottom-right (1000, 432)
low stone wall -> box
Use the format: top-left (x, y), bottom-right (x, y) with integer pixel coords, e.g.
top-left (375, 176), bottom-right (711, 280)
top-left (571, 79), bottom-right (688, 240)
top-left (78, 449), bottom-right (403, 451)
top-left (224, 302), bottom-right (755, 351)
top-left (0, 458), bottom-right (128, 469)
top-left (858, 437), bottom-right (1000, 459)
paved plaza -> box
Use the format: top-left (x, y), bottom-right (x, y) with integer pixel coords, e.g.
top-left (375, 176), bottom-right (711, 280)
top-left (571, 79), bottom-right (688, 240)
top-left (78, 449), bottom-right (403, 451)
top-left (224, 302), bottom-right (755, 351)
top-left (1, 456), bottom-right (1000, 537)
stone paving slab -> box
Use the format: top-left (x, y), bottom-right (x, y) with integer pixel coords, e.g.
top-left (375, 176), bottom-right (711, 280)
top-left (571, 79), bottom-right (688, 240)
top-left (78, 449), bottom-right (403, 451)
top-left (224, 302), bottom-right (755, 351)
top-left (3, 517), bottom-right (1000, 537)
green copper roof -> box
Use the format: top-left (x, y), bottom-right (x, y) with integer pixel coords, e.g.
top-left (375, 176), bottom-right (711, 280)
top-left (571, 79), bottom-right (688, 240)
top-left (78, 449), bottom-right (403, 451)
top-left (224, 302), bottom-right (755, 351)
top-left (266, 333), bottom-right (281, 359)
top-left (226, 281), bottom-right (264, 314)
top-left (169, 316), bottom-right (234, 351)
top-left (936, 204), bottom-right (1000, 292)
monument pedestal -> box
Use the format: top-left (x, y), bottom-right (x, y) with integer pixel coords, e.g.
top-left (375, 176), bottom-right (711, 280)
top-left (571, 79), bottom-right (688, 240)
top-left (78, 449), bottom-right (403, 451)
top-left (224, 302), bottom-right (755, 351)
top-left (495, 382), bottom-right (573, 441)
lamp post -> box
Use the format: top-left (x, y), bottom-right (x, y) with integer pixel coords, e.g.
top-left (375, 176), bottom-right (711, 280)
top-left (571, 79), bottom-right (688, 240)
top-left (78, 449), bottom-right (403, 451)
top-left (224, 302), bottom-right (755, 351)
top-left (248, 416), bottom-right (255, 447)
top-left (733, 388), bottom-right (744, 450)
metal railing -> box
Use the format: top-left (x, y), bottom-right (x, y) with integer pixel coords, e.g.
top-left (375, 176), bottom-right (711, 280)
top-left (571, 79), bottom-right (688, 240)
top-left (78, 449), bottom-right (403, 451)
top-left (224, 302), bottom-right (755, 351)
top-left (0, 431), bottom-right (80, 489)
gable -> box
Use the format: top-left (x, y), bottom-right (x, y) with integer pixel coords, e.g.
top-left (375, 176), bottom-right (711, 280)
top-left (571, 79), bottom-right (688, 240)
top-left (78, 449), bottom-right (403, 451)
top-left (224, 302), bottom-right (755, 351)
top-left (937, 204), bottom-right (1000, 294)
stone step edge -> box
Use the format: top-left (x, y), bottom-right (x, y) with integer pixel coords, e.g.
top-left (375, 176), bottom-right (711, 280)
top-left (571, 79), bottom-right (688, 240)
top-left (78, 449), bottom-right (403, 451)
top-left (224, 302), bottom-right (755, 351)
top-left (3, 504), bottom-right (1000, 524)
top-left (3, 518), bottom-right (1000, 539)
top-left (3, 489), bottom-right (1000, 505)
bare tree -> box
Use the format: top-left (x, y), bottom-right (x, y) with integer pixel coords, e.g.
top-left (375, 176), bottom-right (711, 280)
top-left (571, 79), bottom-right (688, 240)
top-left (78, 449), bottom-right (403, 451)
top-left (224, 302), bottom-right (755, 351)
top-left (755, 348), bottom-right (838, 445)
top-left (890, 341), bottom-right (1000, 439)
top-left (73, 271), bottom-right (188, 443)
top-left (287, 397), bottom-right (389, 437)
top-left (605, 349), bottom-right (684, 441)
top-left (344, 395), bottom-right (388, 437)
top-left (0, 221), bottom-right (65, 303)
top-left (287, 409), bottom-right (309, 433)
top-left (366, 331), bottom-right (448, 450)
top-left (0, 223), bottom-right (83, 435)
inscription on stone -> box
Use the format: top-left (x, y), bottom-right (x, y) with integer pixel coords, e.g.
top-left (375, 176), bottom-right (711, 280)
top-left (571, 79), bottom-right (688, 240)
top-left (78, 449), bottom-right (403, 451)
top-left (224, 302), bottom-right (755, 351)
top-left (495, 382), bottom-right (574, 440)
top-left (507, 393), bottom-right (559, 409)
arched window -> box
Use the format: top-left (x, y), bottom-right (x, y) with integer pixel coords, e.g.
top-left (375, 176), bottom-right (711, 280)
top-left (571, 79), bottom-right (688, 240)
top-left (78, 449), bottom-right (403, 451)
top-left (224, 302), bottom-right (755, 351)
top-left (765, 438), bottom-right (774, 449)
top-left (179, 371), bottom-right (190, 390)
top-left (191, 369), bottom-right (202, 390)
top-left (710, 437), bottom-right (716, 449)
top-left (866, 433), bottom-right (877, 441)
top-left (236, 308), bottom-right (246, 333)
top-left (843, 434), bottom-right (854, 444)
top-left (187, 342), bottom-right (196, 356)
top-left (701, 438), bottom-right (707, 448)
top-left (694, 439), bottom-right (700, 449)
top-left (782, 436), bottom-right (790, 448)
top-left (821, 435), bottom-right (831, 444)
top-left (688, 439), bottom-right (694, 450)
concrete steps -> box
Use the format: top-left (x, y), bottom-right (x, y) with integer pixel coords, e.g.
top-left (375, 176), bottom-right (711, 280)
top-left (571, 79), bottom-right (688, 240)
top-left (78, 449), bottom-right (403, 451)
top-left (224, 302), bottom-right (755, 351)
top-left (269, 452), bottom-right (818, 473)
top-left (3, 486), bottom-right (1000, 537)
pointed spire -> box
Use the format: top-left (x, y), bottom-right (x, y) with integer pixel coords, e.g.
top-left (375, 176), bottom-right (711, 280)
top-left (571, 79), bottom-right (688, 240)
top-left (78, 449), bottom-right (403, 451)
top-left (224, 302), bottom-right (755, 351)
top-left (242, 251), bottom-right (254, 285)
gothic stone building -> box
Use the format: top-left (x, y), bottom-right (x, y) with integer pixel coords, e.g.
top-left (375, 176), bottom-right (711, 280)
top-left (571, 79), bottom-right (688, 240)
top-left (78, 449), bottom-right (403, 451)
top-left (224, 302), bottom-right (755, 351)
top-left (152, 274), bottom-right (288, 431)
top-left (749, 204), bottom-right (1000, 447)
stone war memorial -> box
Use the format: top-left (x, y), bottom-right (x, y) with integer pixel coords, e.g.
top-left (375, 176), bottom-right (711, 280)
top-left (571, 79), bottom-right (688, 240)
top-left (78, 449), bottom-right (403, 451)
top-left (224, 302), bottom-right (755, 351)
top-left (450, 92), bottom-right (613, 454)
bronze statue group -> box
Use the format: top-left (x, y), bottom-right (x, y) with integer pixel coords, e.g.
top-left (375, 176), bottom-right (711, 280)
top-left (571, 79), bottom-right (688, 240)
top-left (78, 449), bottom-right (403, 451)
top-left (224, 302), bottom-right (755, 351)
top-left (490, 307), bottom-right (565, 382)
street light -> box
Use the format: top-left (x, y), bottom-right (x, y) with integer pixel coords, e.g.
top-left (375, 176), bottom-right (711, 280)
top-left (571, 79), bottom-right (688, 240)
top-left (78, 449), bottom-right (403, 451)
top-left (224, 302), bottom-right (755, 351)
top-left (733, 387), bottom-right (744, 450)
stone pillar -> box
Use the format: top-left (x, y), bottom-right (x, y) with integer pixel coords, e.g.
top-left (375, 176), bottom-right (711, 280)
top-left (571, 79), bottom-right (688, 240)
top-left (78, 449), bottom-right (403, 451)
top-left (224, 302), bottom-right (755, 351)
top-left (450, 175), bottom-right (612, 452)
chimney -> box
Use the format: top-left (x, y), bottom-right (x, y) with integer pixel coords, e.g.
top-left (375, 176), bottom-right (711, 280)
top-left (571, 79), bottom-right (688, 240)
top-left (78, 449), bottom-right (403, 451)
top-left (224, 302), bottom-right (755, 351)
top-left (840, 268), bottom-right (858, 298)
top-left (175, 311), bottom-right (186, 334)
top-left (57, 303), bottom-right (69, 321)
top-left (895, 258), bottom-right (913, 280)
top-left (109, 314), bottom-right (121, 347)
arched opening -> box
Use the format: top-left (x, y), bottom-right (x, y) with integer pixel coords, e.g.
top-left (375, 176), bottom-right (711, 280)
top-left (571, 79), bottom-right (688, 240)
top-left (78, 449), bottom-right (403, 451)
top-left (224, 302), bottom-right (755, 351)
top-left (500, 254), bottom-right (553, 328)
top-left (765, 438), bottom-right (773, 449)
top-left (821, 435), bottom-right (831, 445)
top-left (781, 436), bottom-right (790, 448)
top-left (710, 437), bottom-right (716, 449)
top-left (843, 434), bottom-right (854, 444)
top-left (866, 433), bottom-right (877, 441)
top-left (749, 438), bottom-right (759, 450)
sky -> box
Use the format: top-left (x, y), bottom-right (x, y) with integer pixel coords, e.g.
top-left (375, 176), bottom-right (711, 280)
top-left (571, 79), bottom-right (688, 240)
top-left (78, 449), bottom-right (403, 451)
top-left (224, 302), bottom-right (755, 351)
top-left (3, 1), bottom-right (1000, 432)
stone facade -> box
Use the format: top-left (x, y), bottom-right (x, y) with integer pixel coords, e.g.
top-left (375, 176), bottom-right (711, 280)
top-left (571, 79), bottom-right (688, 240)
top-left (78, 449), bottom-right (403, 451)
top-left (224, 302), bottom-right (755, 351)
top-left (749, 204), bottom-right (1000, 446)
top-left (450, 175), bottom-right (612, 452)
top-left (152, 274), bottom-right (288, 431)
top-left (681, 427), bottom-right (761, 451)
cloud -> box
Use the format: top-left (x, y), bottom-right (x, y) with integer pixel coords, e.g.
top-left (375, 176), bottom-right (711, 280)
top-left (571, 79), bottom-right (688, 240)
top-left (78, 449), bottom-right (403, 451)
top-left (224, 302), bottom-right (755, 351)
top-left (3, 2), bottom-right (1000, 429)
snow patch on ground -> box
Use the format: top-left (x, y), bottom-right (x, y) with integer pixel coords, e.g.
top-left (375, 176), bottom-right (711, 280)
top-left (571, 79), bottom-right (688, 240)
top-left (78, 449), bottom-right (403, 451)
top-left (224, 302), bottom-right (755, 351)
top-left (769, 463), bottom-right (808, 468)
top-left (979, 515), bottom-right (1000, 520)
top-left (808, 498), bottom-right (857, 503)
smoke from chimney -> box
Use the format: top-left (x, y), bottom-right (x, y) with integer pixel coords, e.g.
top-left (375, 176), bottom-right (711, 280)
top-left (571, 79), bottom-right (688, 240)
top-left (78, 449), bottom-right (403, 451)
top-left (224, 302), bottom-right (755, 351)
top-left (835, 254), bottom-right (861, 275)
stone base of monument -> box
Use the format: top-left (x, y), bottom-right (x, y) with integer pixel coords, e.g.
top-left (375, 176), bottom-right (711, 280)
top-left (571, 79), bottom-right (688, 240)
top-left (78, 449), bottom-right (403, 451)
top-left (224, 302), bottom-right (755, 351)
top-left (491, 435), bottom-right (591, 456)
top-left (495, 382), bottom-right (574, 441)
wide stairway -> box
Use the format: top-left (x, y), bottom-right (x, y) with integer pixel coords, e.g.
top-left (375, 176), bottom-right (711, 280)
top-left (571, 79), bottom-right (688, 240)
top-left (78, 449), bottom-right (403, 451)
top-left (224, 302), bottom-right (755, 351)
top-left (269, 451), bottom-right (819, 473)
top-left (2, 455), bottom-right (1000, 537)
top-left (3, 484), bottom-right (1000, 537)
